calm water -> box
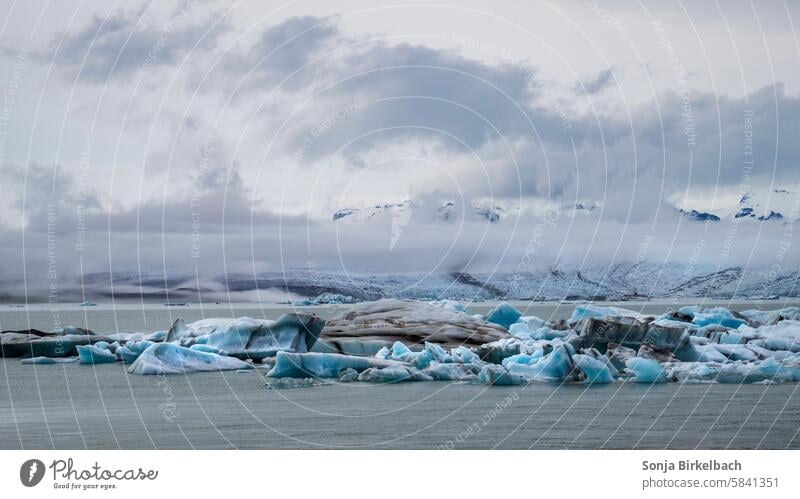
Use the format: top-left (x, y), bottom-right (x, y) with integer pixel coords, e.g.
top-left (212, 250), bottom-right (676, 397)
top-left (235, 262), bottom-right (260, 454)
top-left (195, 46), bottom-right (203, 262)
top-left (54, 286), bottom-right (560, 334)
top-left (1, 299), bottom-right (796, 333)
top-left (1, 359), bottom-right (799, 449)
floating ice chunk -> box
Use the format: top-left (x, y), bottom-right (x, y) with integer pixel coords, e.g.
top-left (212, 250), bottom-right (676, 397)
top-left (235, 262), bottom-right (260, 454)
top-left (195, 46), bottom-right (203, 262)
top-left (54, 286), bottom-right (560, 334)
top-left (693, 344), bottom-right (730, 363)
top-left (579, 347), bottom-right (621, 377)
top-left (607, 344), bottom-right (638, 371)
top-left (679, 306), bottom-right (747, 329)
top-left (266, 377), bottom-right (330, 389)
top-left (374, 346), bottom-right (390, 359)
top-left (424, 362), bottom-right (481, 381)
top-left (570, 305), bottom-right (644, 322)
top-left (167, 313), bottom-right (324, 361)
top-left (485, 303), bottom-right (523, 329)
top-left (743, 344), bottom-right (795, 361)
top-left (424, 342), bottom-right (453, 362)
top-left (478, 365), bottom-right (530, 385)
top-left (338, 367), bottom-right (359, 382)
top-left (637, 344), bottom-right (676, 363)
top-left (0, 332), bottom-right (102, 358)
top-left (21, 356), bottom-right (78, 365)
top-left (147, 331), bottom-right (168, 342)
top-left (745, 320), bottom-right (800, 352)
top-left (267, 351), bottom-right (400, 378)
top-left (501, 351), bottom-right (543, 368)
top-left (716, 331), bottom-right (749, 344)
top-left (508, 323), bottom-right (567, 341)
top-left (740, 307), bottom-right (800, 325)
top-left (116, 341), bottom-right (155, 363)
top-left (358, 365), bottom-right (433, 383)
top-left (709, 344), bottom-right (760, 362)
top-left (625, 358), bottom-right (667, 383)
top-left (668, 362), bottom-right (721, 383)
top-left (451, 346), bottom-right (480, 364)
top-left (572, 354), bottom-right (615, 384)
top-left (509, 322), bottom-right (534, 339)
top-left (127, 343), bottom-right (253, 375)
top-left (76, 344), bottom-right (118, 364)
top-left (427, 299), bottom-right (467, 313)
top-left (506, 345), bottom-right (576, 382)
top-left (475, 338), bottom-right (524, 364)
top-left (518, 315), bottom-right (548, 330)
top-left (716, 358), bottom-right (795, 384)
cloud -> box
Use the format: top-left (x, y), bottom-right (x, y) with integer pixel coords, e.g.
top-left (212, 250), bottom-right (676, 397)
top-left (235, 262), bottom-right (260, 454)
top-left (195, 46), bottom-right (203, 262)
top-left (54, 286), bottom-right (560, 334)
top-left (41, 2), bottom-right (229, 82)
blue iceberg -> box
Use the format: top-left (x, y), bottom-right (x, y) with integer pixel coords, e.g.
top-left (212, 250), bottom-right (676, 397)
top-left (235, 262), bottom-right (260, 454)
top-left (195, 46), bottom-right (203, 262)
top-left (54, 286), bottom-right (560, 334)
top-left (76, 344), bottom-right (118, 364)
top-left (572, 354), bottom-right (615, 384)
top-left (127, 343), bottom-right (254, 375)
top-left (625, 358), bottom-right (668, 383)
top-left (267, 351), bottom-right (401, 378)
top-left (485, 303), bottom-right (523, 329)
top-left (358, 365), bottom-right (433, 383)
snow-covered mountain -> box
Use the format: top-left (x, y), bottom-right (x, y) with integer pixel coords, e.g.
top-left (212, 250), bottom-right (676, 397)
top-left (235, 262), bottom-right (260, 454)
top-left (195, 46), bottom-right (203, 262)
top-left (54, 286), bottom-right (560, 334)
top-left (332, 200), bottom-right (505, 224)
top-left (679, 189), bottom-right (796, 223)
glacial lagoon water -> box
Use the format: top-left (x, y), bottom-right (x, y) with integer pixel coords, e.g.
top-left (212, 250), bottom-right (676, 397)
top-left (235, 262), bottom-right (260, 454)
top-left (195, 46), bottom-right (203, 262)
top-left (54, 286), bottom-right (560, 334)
top-left (2, 301), bottom-right (800, 449)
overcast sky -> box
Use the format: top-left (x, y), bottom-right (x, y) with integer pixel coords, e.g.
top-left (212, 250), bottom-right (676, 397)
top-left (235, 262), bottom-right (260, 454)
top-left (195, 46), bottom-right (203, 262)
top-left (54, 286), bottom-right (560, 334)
top-left (0, 0), bottom-right (798, 280)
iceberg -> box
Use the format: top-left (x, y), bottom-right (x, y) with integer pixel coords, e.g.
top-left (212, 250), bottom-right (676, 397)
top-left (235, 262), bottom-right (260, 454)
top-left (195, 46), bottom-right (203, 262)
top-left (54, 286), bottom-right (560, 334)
top-left (424, 362), bottom-right (481, 381)
top-left (668, 362), bottom-right (721, 383)
top-left (607, 344), bottom-right (638, 371)
top-left (744, 320), bottom-right (800, 352)
top-left (0, 330), bottom-right (114, 358)
top-left (517, 315), bottom-right (548, 330)
top-left (127, 343), bottom-right (254, 375)
top-left (267, 351), bottom-right (401, 378)
top-left (21, 356), bottom-right (79, 365)
top-left (320, 299), bottom-right (510, 353)
top-left (338, 367), bottom-right (359, 382)
top-left (76, 344), bottom-right (118, 364)
top-left (478, 365), bottom-right (531, 385)
top-left (625, 358), bottom-right (668, 383)
top-left (569, 304), bottom-right (645, 322)
top-left (167, 313), bottom-right (325, 361)
top-left (116, 341), bottom-right (155, 363)
top-left (740, 307), bottom-right (800, 326)
top-left (716, 359), bottom-right (796, 384)
top-left (452, 345), bottom-right (481, 364)
top-left (266, 377), bottom-right (330, 389)
top-left (358, 365), bottom-right (433, 383)
top-left (505, 344), bottom-right (576, 382)
top-left (485, 303), bottom-right (523, 329)
top-left (572, 354), bottom-right (615, 384)
top-left (679, 306), bottom-right (748, 329)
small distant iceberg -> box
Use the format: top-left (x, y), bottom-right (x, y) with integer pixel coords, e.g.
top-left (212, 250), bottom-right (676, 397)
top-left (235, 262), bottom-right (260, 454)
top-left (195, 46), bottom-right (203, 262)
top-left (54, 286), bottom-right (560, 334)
top-left (163, 302), bottom-right (189, 307)
top-left (78, 301), bottom-right (97, 307)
